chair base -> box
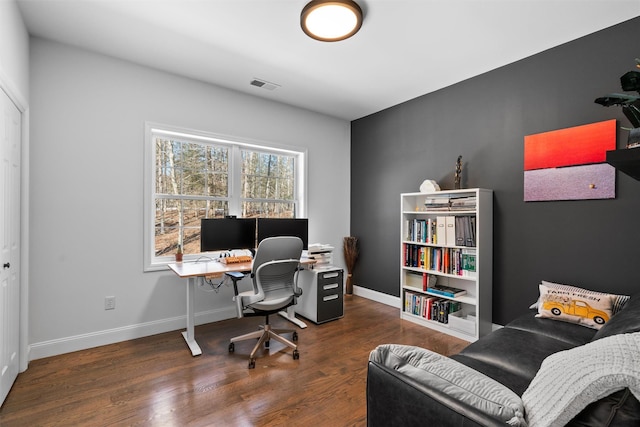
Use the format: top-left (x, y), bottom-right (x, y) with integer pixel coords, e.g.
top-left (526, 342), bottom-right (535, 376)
top-left (229, 324), bottom-right (299, 368)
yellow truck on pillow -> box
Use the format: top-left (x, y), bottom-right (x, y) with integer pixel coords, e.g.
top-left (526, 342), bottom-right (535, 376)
top-left (542, 299), bottom-right (609, 325)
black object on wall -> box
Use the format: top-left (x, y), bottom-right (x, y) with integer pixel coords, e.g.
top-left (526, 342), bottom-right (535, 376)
top-left (350, 17), bottom-right (640, 326)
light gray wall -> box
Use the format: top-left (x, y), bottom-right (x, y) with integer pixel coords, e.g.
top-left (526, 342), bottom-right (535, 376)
top-left (0, 0), bottom-right (29, 101)
top-left (29, 38), bottom-right (350, 359)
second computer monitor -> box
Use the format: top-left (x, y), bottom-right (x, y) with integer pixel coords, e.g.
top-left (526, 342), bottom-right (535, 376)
top-left (257, 218), bottom-right (308, 250)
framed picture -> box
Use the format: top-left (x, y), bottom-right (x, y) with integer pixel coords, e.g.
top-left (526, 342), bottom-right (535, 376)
top-left (524, 120), bottom-right (616, 202)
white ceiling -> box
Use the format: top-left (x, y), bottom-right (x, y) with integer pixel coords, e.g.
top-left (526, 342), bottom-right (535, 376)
top-left (16, 0), bottom-right (640, 121)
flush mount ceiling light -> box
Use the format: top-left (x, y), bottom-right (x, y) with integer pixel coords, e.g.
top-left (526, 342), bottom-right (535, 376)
top-left (301, 0), bottom-right (363, 42)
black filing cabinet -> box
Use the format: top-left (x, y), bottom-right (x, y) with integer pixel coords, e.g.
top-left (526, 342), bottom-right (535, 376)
top-left (296, 267), bottom-right (344, 324)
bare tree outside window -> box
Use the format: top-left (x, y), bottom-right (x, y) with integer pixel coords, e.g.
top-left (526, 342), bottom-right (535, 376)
top-left (154, 137), bottom-right (229, 255)
top-left (150, 133), bottom-right (300, 260)
top-left (241, 150), bottom-right (296, 218)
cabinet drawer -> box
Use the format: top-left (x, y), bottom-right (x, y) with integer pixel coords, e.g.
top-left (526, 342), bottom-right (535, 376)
top-left (317, 291), bottom-right (343, 323)
top-left (296, 268), bottom-right (344, 324)
top-left (318, 270), bottom-right (342, 286)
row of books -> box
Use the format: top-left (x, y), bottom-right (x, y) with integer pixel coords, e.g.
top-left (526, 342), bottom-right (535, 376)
top-left (424, 196), bottom-right (477, 212)
top-left (404, 291), bottom-right (462, 323)
top-left (405, 216), bottom-right (476, 247)
top-left (403, 244), bottom-right (477, 277)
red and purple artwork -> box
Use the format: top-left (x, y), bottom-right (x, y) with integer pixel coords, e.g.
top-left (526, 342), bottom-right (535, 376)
top-left (524, 120), bottom-right (616, 201)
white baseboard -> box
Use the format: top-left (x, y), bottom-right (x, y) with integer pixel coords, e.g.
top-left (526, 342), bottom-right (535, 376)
top-left (352, 285), bottom-right (401, 308)
top-left (29, 287), bottom-right (500, 361)
top-left (29, 306), bottom-right (237, 361)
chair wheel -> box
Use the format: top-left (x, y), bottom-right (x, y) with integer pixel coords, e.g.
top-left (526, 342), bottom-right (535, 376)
top-left (293, 349), bottom-right (300, 360)
top-left (292, 332), bottom-right (298, 341)
top-left (248, 358), bottom-right (256, 369)
top-left (228, 342), bottom-right (235, 353)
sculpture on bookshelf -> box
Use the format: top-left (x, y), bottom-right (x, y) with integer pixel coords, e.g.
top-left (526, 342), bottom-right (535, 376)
top-left (419, 179), bottom-right (440, 193)
top-left (454, 155), bottom-right (462, 189)
top-left (594, 58), bottom-right (640, 148)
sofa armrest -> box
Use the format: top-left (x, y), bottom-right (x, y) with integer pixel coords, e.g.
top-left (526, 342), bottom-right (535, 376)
top-left (367, 344), bottom-right (526, 427)
top-left (367, 361), bottom-right (508, 427)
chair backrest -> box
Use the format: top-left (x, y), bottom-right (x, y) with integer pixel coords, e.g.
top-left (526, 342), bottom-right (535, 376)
top-left (233, 237), bottom-right (302, 313)
top-left (254, 259), bottom-right (302, 302)
top-left (252, 236), bottom-right (303, 274)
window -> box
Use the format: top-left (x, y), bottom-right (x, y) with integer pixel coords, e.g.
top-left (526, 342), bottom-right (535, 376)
top-left (144, 123), bottom-right (306, 271)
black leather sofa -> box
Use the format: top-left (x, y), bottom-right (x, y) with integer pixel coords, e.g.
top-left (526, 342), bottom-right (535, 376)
top-left (367, 293), bottom-right (640, 426)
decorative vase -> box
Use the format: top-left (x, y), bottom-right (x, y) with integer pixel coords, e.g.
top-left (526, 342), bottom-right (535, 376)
top-left (343, 236), bottom-right (359, 296)
top-left (346, 273), bottom-right (354, 295)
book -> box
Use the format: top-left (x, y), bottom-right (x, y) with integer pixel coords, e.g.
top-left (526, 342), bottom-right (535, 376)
top-left (461, 248), bottom-right (477, 277)
top-left (455, 216), bottom-right (465, 246)
top-left (445, 216), bottom-right (456, 246)
top-left (427, 285), bottom-right (467, 298)
top-left (436, 216), bottom-right (447, 245)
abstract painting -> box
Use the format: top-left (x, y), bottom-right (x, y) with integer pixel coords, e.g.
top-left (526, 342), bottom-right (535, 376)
top-left (524, 120), bottom-right (616, 201)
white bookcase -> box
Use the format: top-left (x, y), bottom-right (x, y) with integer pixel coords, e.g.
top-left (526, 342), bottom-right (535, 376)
top-left (400, 188), bottom-right (493, 341)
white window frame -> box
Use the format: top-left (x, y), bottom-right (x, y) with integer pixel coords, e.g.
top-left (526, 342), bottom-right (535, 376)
top-left (143, 122), bottom-right (307, 271)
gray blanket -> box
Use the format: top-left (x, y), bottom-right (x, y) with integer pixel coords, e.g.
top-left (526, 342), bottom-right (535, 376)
top-left (522, 331), bottom-right (640, 427)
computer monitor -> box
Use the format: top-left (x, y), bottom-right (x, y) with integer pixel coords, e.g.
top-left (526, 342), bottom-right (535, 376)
top-left (257, 218), bottom-right (309, 250)
top-left (200, 218), bottom-right (257, 252)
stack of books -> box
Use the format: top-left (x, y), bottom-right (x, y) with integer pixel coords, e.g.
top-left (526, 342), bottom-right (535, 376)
top-left (427, 285), bottom-right (467, 298)
top-left (449, 196), bottom-right (477, 211)
top-left (424, 195), bottom-right (477, 212)
top-left (424, 197), bottom-right (450, 211)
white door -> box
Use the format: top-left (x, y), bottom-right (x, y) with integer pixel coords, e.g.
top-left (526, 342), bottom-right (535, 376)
top-left (0, 87), bottom-right (21, 406)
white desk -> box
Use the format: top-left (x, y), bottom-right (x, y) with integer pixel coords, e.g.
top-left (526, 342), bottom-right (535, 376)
top-left (168, 258), bottom-right (313, 356)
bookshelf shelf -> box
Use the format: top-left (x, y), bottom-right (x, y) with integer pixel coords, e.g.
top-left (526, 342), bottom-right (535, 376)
top-left (400, 188), bottom-right (493, 342)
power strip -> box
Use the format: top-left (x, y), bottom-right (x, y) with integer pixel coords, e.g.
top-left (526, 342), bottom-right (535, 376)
top-left (220, 255), bottom-right (253, 264)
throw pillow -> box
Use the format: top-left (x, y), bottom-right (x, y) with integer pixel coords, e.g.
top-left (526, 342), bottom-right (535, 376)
top-left (535, 281), bottom-right (630, 330)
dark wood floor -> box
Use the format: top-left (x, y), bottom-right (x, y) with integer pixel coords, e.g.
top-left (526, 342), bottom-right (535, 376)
top-left (0, 295), bottom-right (468, 426)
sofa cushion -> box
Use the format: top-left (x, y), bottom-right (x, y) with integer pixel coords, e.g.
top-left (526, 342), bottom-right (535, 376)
top-left (534, 281), bottom-right (629, 330)
top-left (592, 293), bottom-right (640, 341)
top-left (568, 389), bottom-right (640, 427)
top-left (369, 344), bottom-right (526, 426)
top-left (506, 312), bottom-right (595, 346)
top-left (456, 327), bottom-right (575, 382)
top-left (451, 354), bottom-right (533, 396)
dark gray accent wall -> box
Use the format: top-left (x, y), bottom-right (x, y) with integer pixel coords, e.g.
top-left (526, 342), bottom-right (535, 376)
top-left (351, 17), bottom-right (640, 326)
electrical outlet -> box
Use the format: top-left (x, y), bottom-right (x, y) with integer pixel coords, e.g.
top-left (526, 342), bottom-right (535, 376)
top-left (105, 296), bottom-right (116, 310)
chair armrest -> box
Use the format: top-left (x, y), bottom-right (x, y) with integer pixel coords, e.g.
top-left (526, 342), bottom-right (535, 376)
top-left (293, 268), bottom-right (303, 298)
top-left (225, 271), bottom-right (245, 296)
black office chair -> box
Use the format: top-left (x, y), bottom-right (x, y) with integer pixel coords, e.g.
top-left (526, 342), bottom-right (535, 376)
top-left (227, 236), bottom-right (303, 368)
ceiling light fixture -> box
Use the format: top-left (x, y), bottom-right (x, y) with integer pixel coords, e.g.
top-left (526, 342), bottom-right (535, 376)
top-left (301, 0), bottom-right (363, 42)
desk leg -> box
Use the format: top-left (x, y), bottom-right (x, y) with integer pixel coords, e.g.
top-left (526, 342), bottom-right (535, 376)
top-left (182, 277), bottom-right (203, 356)
top-left (278, 306), bottom-right (307, 329)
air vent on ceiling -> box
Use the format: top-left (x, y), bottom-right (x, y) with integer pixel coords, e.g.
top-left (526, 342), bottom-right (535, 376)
top-left (250, 78), bottom-right (280, 91)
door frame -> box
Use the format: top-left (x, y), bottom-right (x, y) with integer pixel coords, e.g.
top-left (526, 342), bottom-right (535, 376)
top-left (0, 67), bottom-right (30, 372)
